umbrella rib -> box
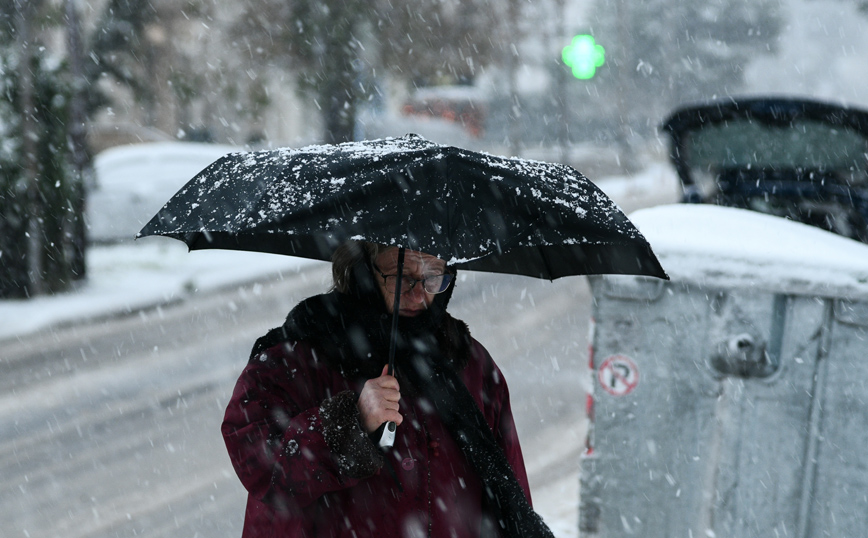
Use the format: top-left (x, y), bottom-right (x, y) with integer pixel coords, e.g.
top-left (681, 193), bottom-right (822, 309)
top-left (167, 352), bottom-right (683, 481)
top-left (388, 247), bottom-right (405, 376)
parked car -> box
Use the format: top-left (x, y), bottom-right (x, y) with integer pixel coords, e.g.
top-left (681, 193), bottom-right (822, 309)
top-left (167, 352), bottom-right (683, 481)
top-left (661, 97), bottom-right (868, 243)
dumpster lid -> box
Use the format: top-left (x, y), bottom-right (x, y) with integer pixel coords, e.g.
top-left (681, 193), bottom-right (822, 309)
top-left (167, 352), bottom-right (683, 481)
top-left (627, 204), bottom-right (868, 299)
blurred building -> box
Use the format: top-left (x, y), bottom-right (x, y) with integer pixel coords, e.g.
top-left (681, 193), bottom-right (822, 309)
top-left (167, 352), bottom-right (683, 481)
top-left (42, 0), bottom-right (318, 153)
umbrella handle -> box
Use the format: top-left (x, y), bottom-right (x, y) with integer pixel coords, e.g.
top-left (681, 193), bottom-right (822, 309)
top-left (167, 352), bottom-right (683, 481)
top-left (379, 247), bottom-right (405, 449)
top-left (377, 421), bottom-right (397, 448)
top-left (387, 247), bottom-right (404, 374)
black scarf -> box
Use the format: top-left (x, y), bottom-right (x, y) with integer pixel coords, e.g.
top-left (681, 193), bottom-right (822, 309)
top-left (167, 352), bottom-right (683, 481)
top-left (250, 259), bottom-right (554, 538)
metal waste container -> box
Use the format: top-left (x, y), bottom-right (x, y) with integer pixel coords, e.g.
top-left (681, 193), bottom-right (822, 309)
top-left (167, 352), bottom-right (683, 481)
top-left (579, 204), bottom-right (868, 538)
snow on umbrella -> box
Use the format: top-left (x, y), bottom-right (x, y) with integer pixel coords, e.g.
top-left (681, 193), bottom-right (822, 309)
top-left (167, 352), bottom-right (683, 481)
top-left (137, 134), bottom-right (668, 281)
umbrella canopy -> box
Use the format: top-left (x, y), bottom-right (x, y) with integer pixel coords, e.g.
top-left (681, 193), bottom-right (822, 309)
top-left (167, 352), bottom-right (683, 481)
top-left (138, 134), bottom-right (667, 281)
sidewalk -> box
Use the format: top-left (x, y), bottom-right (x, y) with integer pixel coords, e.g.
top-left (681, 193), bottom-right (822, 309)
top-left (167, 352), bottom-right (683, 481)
top-left (0, 239), bottom-right (318, 343)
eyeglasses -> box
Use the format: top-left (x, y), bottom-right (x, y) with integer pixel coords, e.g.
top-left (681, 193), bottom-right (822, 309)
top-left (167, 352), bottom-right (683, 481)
top-left (373, 264), bottom-right (454, 295)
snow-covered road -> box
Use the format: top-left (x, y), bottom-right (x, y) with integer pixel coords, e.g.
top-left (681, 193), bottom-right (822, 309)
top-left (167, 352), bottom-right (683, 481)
top-left (4, 262), bottom-right (592, 537)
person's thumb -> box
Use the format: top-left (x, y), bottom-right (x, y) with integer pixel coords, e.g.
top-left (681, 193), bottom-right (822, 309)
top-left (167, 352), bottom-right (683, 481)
top-left (380, 364), bottom-right (390, 377)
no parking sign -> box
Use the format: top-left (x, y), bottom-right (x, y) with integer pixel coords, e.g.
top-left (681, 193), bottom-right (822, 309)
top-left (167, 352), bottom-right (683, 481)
top-left (598, 355), bottom-right (639, 396)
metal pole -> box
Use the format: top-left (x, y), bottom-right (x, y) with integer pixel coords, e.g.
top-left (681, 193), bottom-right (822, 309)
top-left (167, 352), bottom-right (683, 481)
top-left (387, 247), bottom-right (405, 376)
top-left (379, 247), bottom-right (405, 448)
top-left (555, 0), bottom-right (567, 164)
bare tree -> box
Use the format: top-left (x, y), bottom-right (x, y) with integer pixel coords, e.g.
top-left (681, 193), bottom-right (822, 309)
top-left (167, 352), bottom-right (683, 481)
top-left (14, 0), bottom-right (44, 295)
top-left (87, 0), bottom-right (214, 136)
top-left (0, 0), bottom-right (88, 298)
top-left (64, 0), bottom-right (89, 281)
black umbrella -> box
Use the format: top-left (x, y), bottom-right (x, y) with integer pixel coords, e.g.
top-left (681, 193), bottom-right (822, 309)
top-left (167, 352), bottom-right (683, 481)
top-left (138, 133), bottom-right (667, 436)
top-left (138, 134), bottom-right (666, 537)
top-left (139, 134), bottom-right (666, 280)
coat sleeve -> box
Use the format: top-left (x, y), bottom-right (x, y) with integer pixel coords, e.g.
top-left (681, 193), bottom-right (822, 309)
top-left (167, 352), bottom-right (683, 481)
top-left (221, 341), bottom-right (384, 510)
top-left (469, 340), bottom-right (533, 506)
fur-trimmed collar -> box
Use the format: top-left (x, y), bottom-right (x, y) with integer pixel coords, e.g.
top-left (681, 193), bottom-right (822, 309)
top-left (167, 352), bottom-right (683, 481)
top-left (250, 291), bottom-right (473, 392)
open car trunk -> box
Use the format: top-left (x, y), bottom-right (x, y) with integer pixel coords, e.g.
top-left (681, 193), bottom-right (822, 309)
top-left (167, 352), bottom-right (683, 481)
top-left (661, 97), bottom-right (868, 243)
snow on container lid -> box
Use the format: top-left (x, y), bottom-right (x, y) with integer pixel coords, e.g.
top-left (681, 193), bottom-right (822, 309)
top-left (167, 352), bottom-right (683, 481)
top-left (627, 204), bottom-right (868, 300)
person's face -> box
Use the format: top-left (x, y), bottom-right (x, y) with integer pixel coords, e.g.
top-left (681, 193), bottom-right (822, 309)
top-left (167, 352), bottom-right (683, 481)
top-left (373, 248), bottom-right (448, 316)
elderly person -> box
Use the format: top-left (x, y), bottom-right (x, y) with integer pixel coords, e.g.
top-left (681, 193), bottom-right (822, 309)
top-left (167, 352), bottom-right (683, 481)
top-left (222, 241), bottom-right (539, 538)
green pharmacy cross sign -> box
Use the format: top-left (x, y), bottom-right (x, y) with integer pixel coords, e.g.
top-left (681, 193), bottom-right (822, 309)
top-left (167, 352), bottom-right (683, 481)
top-left (562, 34), bottom-right (605, 79)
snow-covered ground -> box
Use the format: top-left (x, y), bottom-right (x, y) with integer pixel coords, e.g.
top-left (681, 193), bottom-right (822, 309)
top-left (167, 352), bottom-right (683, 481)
top-left (7, 139), bottom-right (868, 537)
top-left (87, 141), bottom-right (241, 244)
top-left (0, 239), bottom-right (321, 341)
top-left (4, 3), bottom-right (868, 534)
top-left (29, 139), bottom-right (868, 538)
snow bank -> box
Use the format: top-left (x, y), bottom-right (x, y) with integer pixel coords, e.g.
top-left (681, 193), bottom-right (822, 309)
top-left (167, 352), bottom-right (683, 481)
top-left (94, 142), bottom-right (240, 188)
top-left (89, 142), bottom-right (240, 242)
top-left (0, 240), bottom-right (319, 340)
top-left (629, 204), bottom-right (868, 299)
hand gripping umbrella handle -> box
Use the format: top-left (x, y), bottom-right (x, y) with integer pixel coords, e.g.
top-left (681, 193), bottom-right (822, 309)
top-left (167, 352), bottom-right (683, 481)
top-left (378, 247), bottom-right (405, 449)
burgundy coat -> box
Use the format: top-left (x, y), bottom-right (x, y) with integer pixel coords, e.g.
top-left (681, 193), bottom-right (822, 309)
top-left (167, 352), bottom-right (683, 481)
top-left (222, 337), bottom-right (531, 538)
